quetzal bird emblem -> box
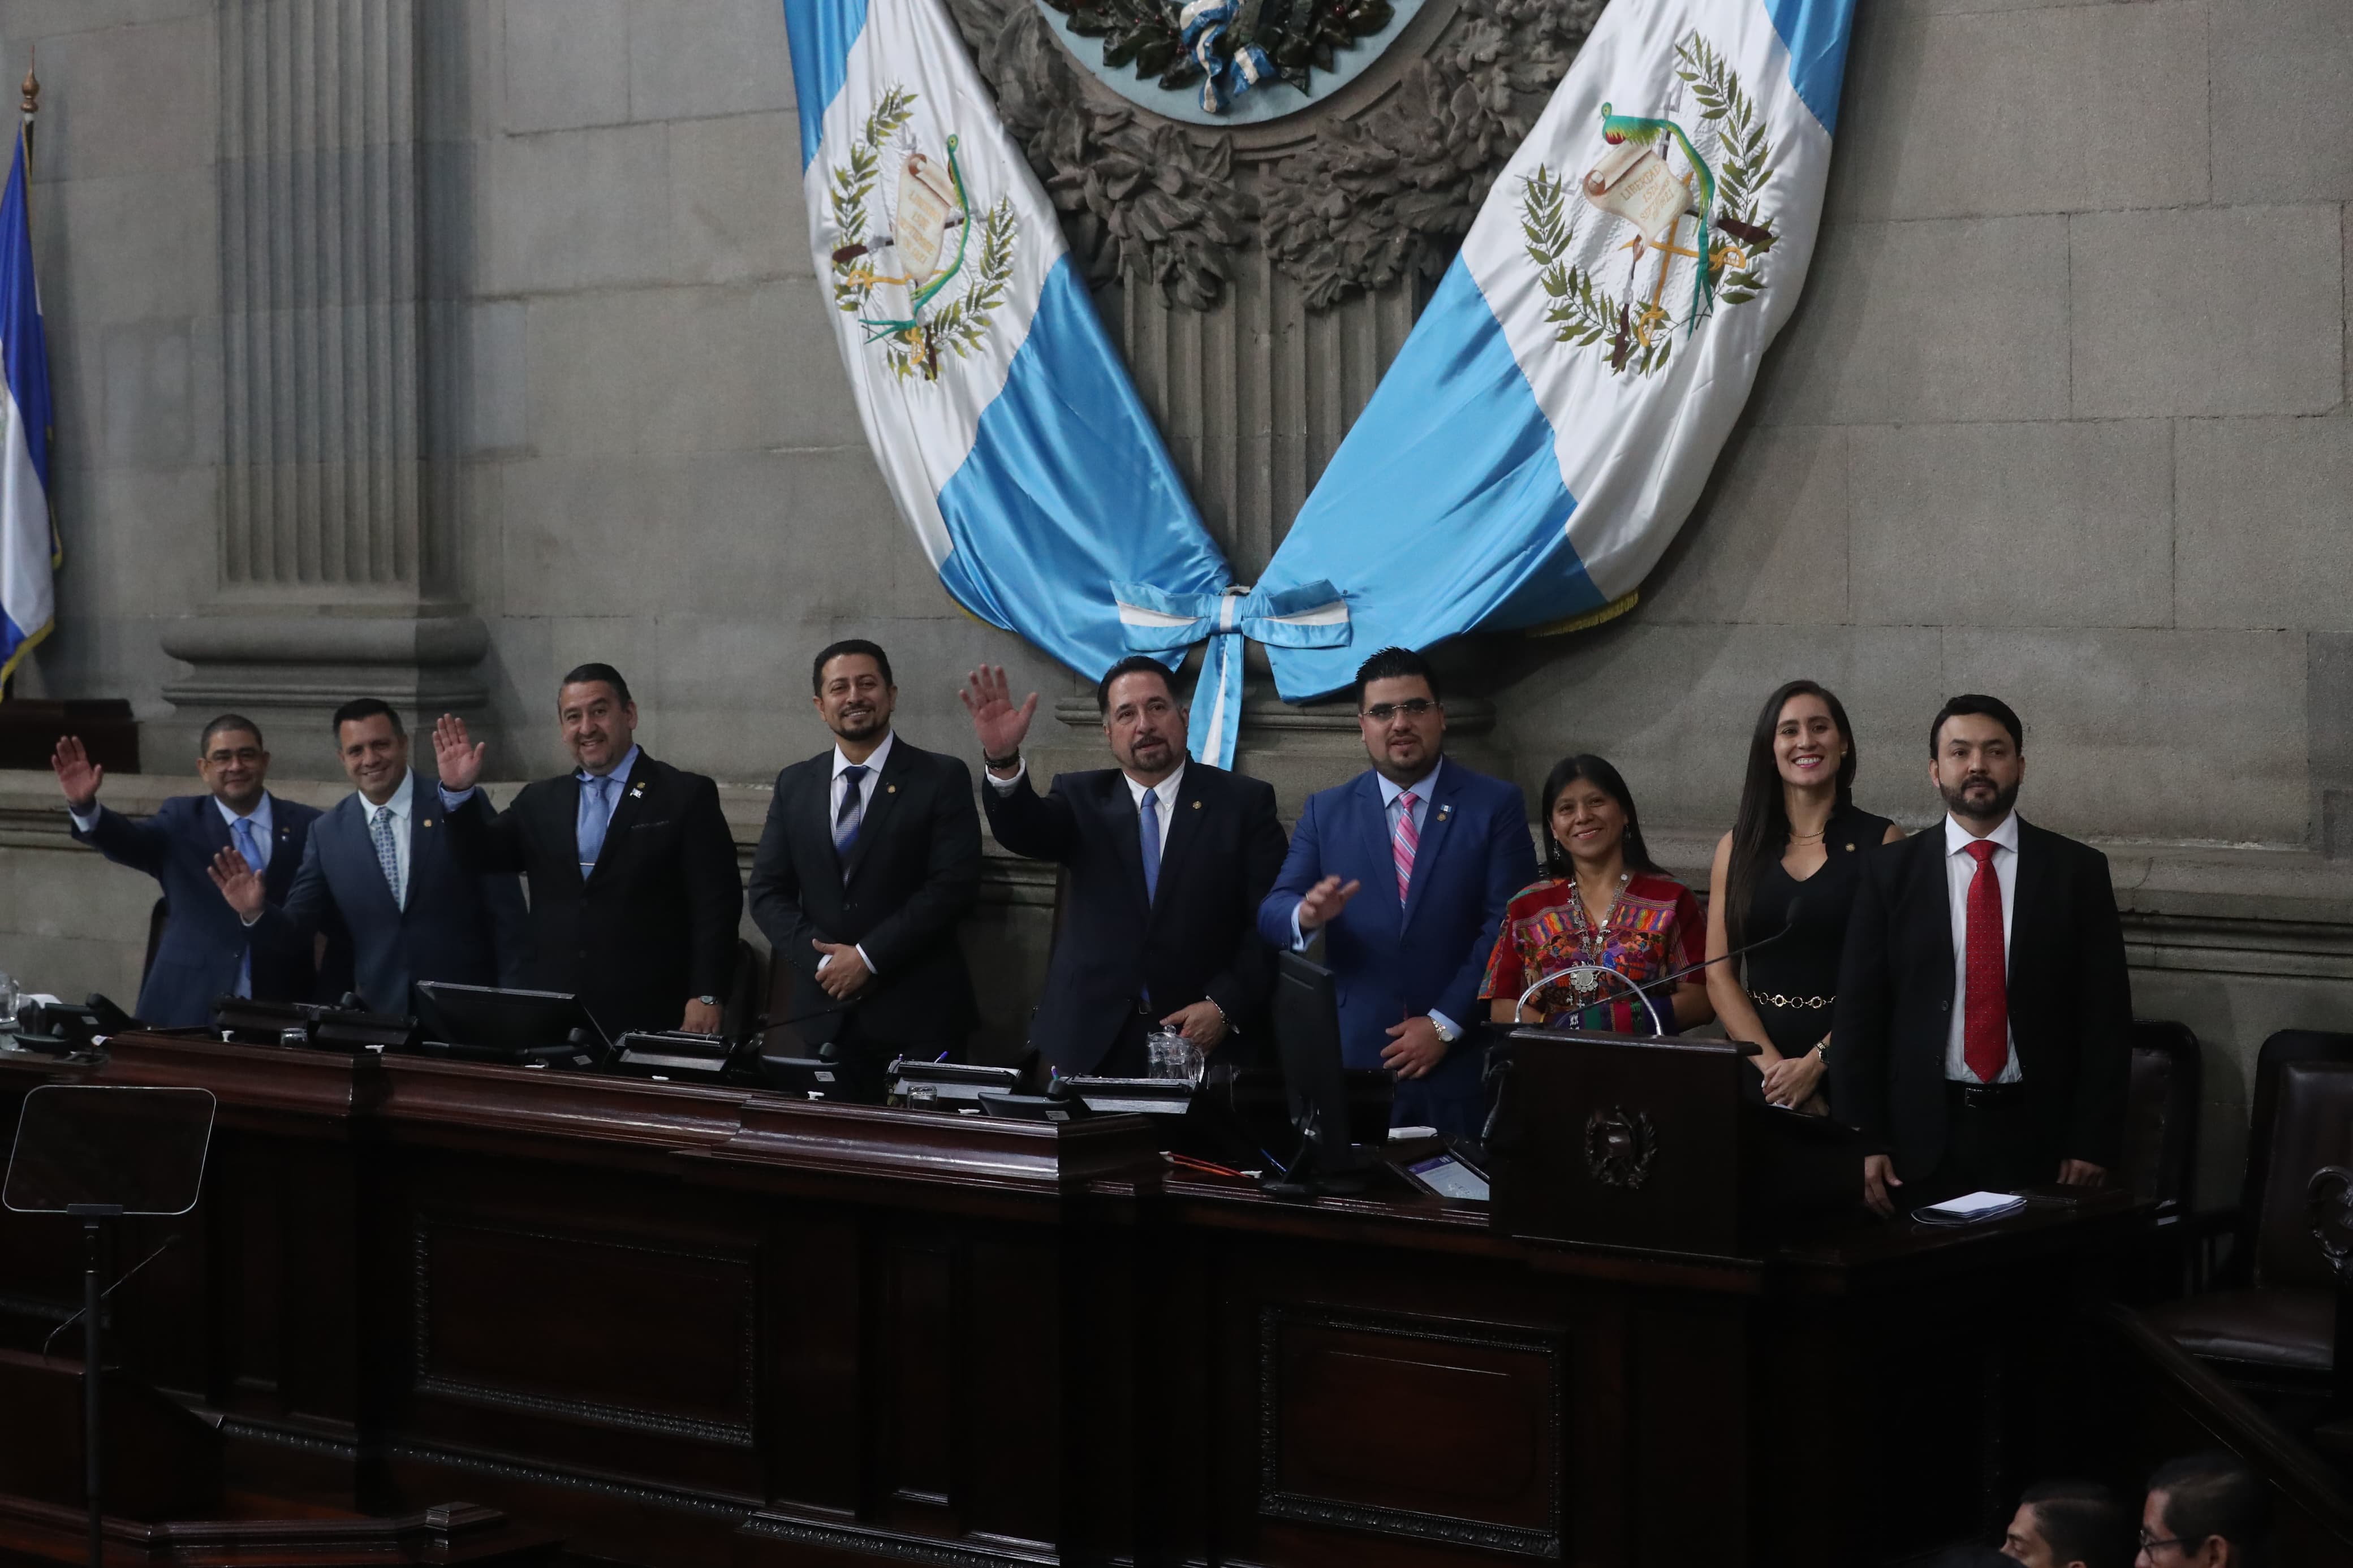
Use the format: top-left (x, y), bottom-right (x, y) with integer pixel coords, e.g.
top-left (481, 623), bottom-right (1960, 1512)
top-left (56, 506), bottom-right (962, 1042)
top-left (1598, 102), bottom-right (1717, 334)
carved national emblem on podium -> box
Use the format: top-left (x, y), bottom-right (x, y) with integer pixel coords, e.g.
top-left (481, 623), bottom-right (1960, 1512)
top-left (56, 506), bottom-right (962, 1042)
top-left (826, 85), bottom-right (1022, 382)
top-left (1583, 1106), bottom-right (1658, 1190)
top-left (1519, 33), bottom-right (1777, 378)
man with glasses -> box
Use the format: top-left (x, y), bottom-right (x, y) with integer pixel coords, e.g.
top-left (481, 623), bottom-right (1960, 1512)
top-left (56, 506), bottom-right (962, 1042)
top-left (1258, 646), bottom-right (1537, 1135)
top-left (2136, 1453), bottom-right (2270, 1566)
top-left (53, 716), bottom-right (346, 1025)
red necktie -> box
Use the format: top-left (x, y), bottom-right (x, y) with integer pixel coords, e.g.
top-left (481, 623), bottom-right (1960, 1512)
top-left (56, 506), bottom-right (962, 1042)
top-left (1963, 839), bottom-right (2008, 1082)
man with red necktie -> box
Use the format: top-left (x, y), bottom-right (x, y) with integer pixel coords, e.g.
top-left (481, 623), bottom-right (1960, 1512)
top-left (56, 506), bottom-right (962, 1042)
top-left (1832, 694), bottom-right (2132, 1215)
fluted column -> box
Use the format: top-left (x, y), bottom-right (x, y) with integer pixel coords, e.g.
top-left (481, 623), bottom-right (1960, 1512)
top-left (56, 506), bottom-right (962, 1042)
top-left (162, 0), bottom-right (486, 771)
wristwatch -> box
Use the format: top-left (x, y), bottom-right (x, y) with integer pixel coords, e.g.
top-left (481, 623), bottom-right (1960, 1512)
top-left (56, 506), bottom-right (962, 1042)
top-left (1428, 1013), bottom-right (1460, 1045)
top-left (697, 995), bottom-right (719, 1008)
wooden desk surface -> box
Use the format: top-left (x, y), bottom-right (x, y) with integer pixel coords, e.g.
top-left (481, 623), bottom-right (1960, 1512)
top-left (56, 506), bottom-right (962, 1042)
top-left (0, 1033), bottom-right (2156, 1568)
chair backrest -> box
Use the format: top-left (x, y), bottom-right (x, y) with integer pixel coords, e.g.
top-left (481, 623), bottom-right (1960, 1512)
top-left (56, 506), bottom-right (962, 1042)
top-left (2240, 1030), bottom-right (2353, 1227)
top-left (2120, 1019), bottom-right (2202, 1208)
top-left (2252, 1061), bottom-right (2353, 1289)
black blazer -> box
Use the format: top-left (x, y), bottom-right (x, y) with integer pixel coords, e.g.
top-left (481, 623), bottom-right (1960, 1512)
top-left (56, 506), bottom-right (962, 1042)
top-left (443, 753), bottom-right (742, 1039)
top-left (747, 737), bottom-right (982, 1053)
top-left (984, 761), bottom-right (1287, 1074)
top-left (255, 772), bottom-right (528, 1016)
top-left (72, 792), bottom-right (342, 1026)
top-left (1831, 818), bottom-right (2133, 1181)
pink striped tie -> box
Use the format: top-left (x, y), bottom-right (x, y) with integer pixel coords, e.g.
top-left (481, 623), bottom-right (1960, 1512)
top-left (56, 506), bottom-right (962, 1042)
top-left (1393, 791), bottom-right (1420, 906)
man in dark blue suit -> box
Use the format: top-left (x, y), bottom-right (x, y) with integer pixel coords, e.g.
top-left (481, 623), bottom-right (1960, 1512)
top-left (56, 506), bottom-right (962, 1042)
top-left (1258, 647), bottom-right (1537, 1134)
top-left (53, 715), bottom-right (339, 1027)
top-left (209, 699), bottom-right (528, 1017)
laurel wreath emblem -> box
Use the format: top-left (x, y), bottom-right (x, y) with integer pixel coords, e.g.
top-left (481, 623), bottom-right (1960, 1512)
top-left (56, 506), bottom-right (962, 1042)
top-left (826, 85), bottom-right (1020, 384)
top-left (1519, 34), bottom-right (1778, 378)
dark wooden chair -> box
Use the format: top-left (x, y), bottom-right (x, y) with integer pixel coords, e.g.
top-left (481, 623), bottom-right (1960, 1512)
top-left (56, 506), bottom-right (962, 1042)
top-left (2145, 1060), bottom-right (2353, 1401)
top-left (2122, 1018), bottom-right (2203, 1211)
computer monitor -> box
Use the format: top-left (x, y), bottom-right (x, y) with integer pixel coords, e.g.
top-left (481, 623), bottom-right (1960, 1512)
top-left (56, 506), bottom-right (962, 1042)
top-left (411, 983), bottom-right (607, 1065)
top-left (1266, 952), bottom-right (1383, 1196)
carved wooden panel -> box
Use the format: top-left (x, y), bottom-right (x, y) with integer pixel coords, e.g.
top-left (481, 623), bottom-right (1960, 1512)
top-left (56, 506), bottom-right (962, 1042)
top-left (411, 1218), bottom-right (757, 1447)
top-left (873, 1238), bottom-right (961, 1521)
top-left (1259, 1304), bottom-right (1563, 1557)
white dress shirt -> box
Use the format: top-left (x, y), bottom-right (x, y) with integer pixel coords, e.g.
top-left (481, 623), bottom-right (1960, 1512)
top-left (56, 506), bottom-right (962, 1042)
top-left (1288, 760), bottom-right (1460, 1043)
top-left (824, 733), bottom-right (894, 977)
top-left (1943, 810), bottom-right (2021, 1083)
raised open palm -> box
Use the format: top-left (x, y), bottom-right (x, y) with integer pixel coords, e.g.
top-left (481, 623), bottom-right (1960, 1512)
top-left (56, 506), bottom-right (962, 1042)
top-left (960, 666), bottom-right (1037, 764)
top-left (50, 736), bottom-right (102, 809)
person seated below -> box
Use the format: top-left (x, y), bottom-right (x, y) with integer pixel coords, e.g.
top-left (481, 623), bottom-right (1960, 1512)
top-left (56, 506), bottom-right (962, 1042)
top-left (2138, 1453), bottom-right (2271, 1567)
top-left (2000, 1480), bottom-right (2131, 1568)
top-left (1480, 754), bottom-right (1711, 1036)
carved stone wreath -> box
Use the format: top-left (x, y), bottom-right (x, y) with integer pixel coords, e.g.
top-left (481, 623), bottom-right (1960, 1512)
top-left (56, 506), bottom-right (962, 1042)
top-left (1583, 1105), bottom-right (1658, 1190)
top-left (1044, 0), bottom-right (1398, 106)
top-left (944, 0), bottom-right (1605, 312)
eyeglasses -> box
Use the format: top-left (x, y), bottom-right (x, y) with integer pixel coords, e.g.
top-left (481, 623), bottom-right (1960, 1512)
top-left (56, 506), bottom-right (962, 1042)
top-left (2137, 1530), bottom-right (2188, 1555)
top-left (204, 748), bottom-right (263, 765)
top-left (1361, 699), bottom-right (1437, 722)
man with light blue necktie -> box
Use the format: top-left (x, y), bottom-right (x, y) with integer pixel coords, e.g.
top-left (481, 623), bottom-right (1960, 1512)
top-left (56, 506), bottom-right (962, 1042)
top-left (433, 664), bottom-right (742, 1040)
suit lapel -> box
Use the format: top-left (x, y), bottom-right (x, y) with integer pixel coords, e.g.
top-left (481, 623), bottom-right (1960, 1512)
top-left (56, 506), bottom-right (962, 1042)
top-left (1915, 827), bottom-right (1956, 1003)
top-left (841, 743), bottom-right (907, 887)
top-left (1147, 764), bottom-right (1209, 922)
top-left (406, 772), bottom-right (438, 901)
top-left (259, 794), bottom-right (299, 900)
top-left (341, 793), bottom-right (403, 921)
top-left (1399, 764), bottom-right (1460, 932)
top-left (2004, 820), bottom-right (2045, 1003)
top-left (584, 756), bottom-right (648, 889)
top-left (1351, 772), bottom-right (1401, 941)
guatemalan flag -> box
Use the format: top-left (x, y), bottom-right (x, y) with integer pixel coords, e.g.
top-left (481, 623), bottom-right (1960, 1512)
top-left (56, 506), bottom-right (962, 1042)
top-left (0, 127), bottom-right (53, 690)
top-left (1256, 0), bottom-right (1856, 699)
top-left (782, 0), bottom-right (1231, 688)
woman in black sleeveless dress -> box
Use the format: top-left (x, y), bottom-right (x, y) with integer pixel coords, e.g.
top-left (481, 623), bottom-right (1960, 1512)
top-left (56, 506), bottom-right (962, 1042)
top-left (1704, 681), bottom-right (1902, 1113)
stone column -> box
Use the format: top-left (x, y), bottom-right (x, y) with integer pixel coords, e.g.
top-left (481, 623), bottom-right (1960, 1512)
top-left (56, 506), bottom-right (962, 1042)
top-left (161, 0), bottom-right (488, 773)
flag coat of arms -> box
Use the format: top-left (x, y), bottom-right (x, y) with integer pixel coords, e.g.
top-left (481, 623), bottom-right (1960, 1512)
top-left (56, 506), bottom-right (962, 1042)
top-left (782, 0), bottom-right (1230, 684)
top-left (0, 128), bottom-right (53, 688)
top-left (1255, 0), bottom-right (1855, 699)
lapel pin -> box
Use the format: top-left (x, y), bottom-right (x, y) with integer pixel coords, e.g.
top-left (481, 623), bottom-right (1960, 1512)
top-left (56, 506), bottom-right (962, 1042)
top-left (1192, 799), bottom-right (1202, 810)
top-left (422, 818), bottom-right (433, 828)
top-left (631, 785), bottom-right (645, 800)
top-left (1845, 843), bottom-right (1854, 851)
top-left (887, 784), bottom-right (897, 794)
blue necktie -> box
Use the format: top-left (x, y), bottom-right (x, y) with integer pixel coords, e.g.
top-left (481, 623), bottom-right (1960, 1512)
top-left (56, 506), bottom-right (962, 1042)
top-left (1138, 785), bottom-right (1161, 904)
top-left (834, 764), bottom-right (869, 856)
top-left (578, 774), bottom-right (614, 875)
top-left (232, 817), bottom-right (260, 997)
top-left (371, 805), bottom-right (403, 907)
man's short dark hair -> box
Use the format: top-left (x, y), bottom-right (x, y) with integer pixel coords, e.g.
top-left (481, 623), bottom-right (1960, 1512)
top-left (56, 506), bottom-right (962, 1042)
top-left (2020, 1481), bottom-right (2130, 1568)
top-left (560, 663), bottom-right (633, 708)
top-left (331, 698), bottom-right (403, 738)
top-left (811, 638), bottom-right (894, 694)
top-left (199, 714), bottom-right (264, 754)
top-left (1096, 655), bottom-right (1178, 716)
top-left (1929, 693), bottom-right (2023, 755)
top-left (1352, 646), bottom-right (1440, 710)
top-left (2149, 1453), bottom-right (2271, 1566)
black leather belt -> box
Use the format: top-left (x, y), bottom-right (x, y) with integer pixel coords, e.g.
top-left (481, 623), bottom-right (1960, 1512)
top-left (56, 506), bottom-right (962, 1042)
top-left (1946, 1080), bottom-right (2027, 1110)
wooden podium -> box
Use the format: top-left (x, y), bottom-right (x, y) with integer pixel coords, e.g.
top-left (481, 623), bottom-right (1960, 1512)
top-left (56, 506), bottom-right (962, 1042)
top-left (1487, 1026), bottom-right (1860, 1255)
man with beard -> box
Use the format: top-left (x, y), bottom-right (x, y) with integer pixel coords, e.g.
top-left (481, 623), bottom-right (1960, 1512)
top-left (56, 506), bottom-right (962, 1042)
top-left (430, 665), bottom-right (740, 1040)
top-left (1833, 695), bottom-right (2131, 1214)
top-left (963, 655), bottom-right (1287, 1077)
top-left (748, 640), bottom-right (982, 1095)
top-left (1257, 646), bottom-right (1537, 1135)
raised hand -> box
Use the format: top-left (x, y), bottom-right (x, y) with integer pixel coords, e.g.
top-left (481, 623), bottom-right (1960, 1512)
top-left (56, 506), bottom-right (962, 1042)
top-left (51, 735), bottom-right (102, 811)
top-left (432, 712), bottom-right (486, 793)
top-left (208, 846), bottom-right (265, 921)
top-left (959, 665), bottom-right (1037, 771)
top-left (1295, 874), bottom-right (1361, 934)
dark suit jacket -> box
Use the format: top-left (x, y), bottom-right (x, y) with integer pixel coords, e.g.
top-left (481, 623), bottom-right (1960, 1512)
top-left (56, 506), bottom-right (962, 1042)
top-left (984, 761), bottom-right (1287, 1075)
top-left (1256, 762), bottom-right (1537, 1105)
top-left (1831, 818), bottom-right (2133, 1181)
top-left (252, 772), bottom-right (528, 1016)
top-left (443, 752), bottom-right (742, 1040)
top-left (748, 737), bottom-right (982, 1053)
top-left (71, 791), bottom-right (338, 1027)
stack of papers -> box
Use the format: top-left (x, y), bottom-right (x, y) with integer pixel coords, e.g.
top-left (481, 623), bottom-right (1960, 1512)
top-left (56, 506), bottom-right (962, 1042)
top-left (1914, 1191), bottom-right (2027, 1226)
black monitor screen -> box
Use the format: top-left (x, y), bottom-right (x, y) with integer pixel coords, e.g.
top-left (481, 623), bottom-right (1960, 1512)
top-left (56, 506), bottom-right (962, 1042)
top-left (1272, 953), bottom-right (1355, 1150)
top-left (413, 983), bottom-right (607, 1056)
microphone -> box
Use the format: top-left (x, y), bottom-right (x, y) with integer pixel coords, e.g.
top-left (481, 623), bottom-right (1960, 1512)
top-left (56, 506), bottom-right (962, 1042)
top-left (1512, 896), bottom-right (1807, 1036)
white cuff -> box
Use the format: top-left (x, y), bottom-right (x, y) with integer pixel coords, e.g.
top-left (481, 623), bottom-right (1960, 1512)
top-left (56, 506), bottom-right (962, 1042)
top-left (240, 909), bottom-right (262, 928)
top-left (984, 757), bottom-right (1027, 793)
top-left (856, 943), bottom-right (877, 977)
top-left (437, 783), bottom-right (477, 810)
top-left (67, 805), bottom-right (98, 833)
top-left (1289, 904), bottom-right (1311, 952)
top-left (1427, 1010), bottom-right (1462, 1044)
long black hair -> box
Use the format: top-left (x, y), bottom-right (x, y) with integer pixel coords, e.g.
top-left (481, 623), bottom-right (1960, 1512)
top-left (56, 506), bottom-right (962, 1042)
top-left (1540, 754), bottom-right (1661, 881)
top-left (1725, 680), bottom-right (1857, 950)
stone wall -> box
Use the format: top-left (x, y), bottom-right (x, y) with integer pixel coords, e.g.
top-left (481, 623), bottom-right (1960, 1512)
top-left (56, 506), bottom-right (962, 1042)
top-left (0, 0), bottom-right (2348, 1210)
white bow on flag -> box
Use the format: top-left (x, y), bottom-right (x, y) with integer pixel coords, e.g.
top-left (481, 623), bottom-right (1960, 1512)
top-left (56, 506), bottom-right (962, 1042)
top-left (1113, 581), bottom-right (1351, 770)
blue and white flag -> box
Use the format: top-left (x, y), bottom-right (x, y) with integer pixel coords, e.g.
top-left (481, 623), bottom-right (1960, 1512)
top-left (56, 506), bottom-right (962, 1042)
top-left (1256, 0), bottom-right (1855, 699)
top-left (0, 128), bottom-right (53, 689)
top-left (783, 0), bottom-right (1230, 691)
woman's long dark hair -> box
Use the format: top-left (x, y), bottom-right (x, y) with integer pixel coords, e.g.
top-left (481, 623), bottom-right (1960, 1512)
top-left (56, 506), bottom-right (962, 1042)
top-left (1725, 680), bottom-right (1858, 950)
top-left (1540, 754), bottom-right (1661, 882)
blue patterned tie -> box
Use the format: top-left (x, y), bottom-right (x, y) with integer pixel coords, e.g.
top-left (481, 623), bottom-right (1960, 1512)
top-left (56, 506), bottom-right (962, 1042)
top-left (1138, 785), bottom-right (1161, 904)
top-left (834, 764), bottom-right (869, 856)
top-left (370, 805), bottom-right (402, 907)
top-left (578, 774), bottom-right (614, 875)
top-left (231, 817), bottom-right (260, 997)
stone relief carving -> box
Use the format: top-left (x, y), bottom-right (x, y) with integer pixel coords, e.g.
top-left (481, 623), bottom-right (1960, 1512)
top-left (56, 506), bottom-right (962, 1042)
top-left (945, 0), bottom-right (1602, 310)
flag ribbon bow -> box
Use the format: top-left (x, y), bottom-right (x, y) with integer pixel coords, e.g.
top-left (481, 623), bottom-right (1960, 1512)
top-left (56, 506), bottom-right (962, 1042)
top-left (1176, 0), bottom-right (1272, 115)
top-left (1113, 580), bottom-right (1351, 770)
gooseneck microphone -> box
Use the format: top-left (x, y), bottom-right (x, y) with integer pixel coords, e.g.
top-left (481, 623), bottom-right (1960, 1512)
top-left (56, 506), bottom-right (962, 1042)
top-left (1511, 896), bottom-right (1807, 1036)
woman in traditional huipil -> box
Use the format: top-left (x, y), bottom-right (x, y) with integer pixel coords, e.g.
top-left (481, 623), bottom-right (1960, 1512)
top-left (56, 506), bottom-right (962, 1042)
top-left (1481, 755), bottom-right (1712, 1036)
top-left (1704, 680), bottom-right (1904, 1113)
